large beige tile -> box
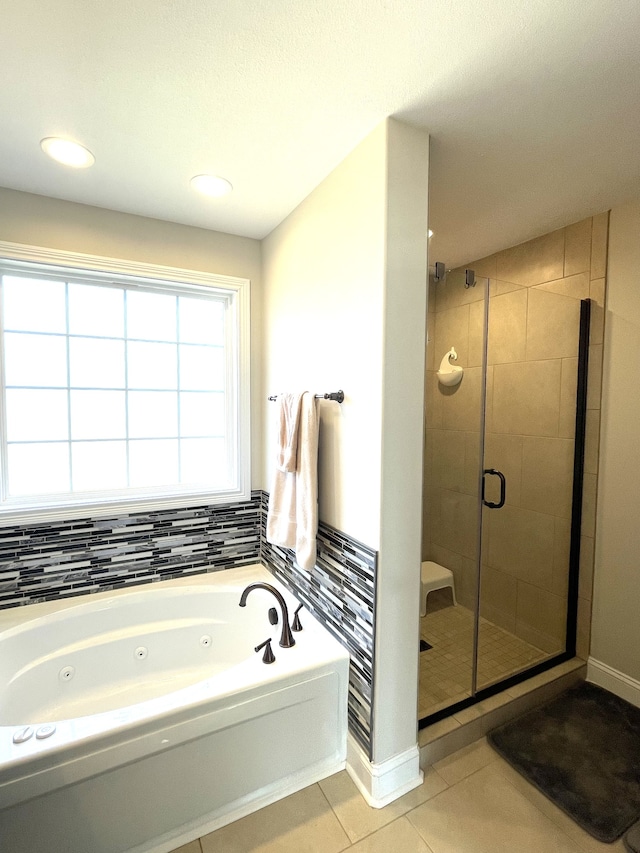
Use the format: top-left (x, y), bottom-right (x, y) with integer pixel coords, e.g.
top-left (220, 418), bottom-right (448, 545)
top-left (493, 756), bottom-right (627, 853)
top-left (473, 254), bottom-right (498, 280)
top-left (589, 277), bottom-right (606, 346)
top-left (581, 473), bottom-right (597, 537)
top-left (479, 566), bottom-right (517, 631)
top-left (170, 842), bottom-right (202, 853)
top-left (435, 489), bottom-right (480, 560)
top-left (425, 371), bottom-right (443, 430)
top-left (526, 288), bottom-right (581, 361)
top-left (516, 582), bottom-right (567, 652)
top-left (487, 287), bottom-right (527, 365)
top-left (467, 299), bottom-right (485, 367)
top-left (564, 218), bottom-right (592, 276)
top-left (559, 357), bottom-right (578, 438)
top-left (199, 784), bottom-right (350, 853)
top-left (492, 360), bottom-right (562, 437)
top-left (407, 762), bottom-right (584, 853)
top-left (483, 432), bottom-right (523, 507)
top-left (578, 535), bottom-right (594, 601)
top-left (552, 516), bottom-right (571, 596)
top-left (435, 268), bottom-right (485, 313)
top-left (463, 430), bottom-right (481, 496)
top-left (432, 738), bottom-right (498, 786)
top-left (440, 366), bottom-right (483, 432)
top-left (584, 409), bottom-right (600, 475)
top-left (434, 304), bottom-right (470, 369)
top-left (590, 211), bottom-right (609, 280)
top-left (431, 429), bottom-right (466, 492)
top-left (486, 504), bottom-right (554, 588)
top-left (520, 436), bottom-right (574, 519)
top-left (319, 769), bottom-right (448, 843)
top-left (496, 228), bottom-right (565, 287)
top-left (576, 596), bottom-right (593, 660)
top-left (348, 816), bottom-right (435, 853)
top-left (536, 272), bottom-right (590, 300)
top-left (586, 344), bottom-right (603, 410)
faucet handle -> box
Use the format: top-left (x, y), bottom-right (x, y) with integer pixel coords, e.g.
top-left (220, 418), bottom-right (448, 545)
top-left (254, 638), bottom-right (276, 664)
top-left (292, 604), bottom-right (304, 632)
top-left (268, 607), bottom-right (278, 625)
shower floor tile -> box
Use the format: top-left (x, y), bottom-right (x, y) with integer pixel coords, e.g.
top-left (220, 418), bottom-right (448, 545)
top-left (418, 598), bottom-right (549, 719)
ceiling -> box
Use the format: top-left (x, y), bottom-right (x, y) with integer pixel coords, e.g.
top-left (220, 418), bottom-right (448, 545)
top-left (2, 0), bottom-right (640, 269)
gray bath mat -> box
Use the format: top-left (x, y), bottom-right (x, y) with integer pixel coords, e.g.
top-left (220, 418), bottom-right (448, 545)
top-left (488, 681), bottom-right (640, 843)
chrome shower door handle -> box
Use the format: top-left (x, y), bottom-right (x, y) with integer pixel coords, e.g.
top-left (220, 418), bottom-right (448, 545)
top-left (482, 468), bottom-right (506, 509)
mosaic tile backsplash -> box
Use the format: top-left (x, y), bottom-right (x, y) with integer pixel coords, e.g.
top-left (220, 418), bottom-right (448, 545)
top-left (0, 493), bottom-right (261, 609)
top-left (0, 488), bottom-right (378, 758)
top-left (260, 492), bottom-right (377, 759)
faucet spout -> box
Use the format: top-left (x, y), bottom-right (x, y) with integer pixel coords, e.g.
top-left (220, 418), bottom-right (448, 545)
top-left (239, 583), bottom-right (295, 648)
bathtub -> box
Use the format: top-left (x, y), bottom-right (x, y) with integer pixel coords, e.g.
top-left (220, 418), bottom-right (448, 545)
top-left (0, 564), bottom-right (349, 853)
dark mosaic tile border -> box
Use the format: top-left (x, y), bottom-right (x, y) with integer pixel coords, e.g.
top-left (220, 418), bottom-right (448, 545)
top-left (0, 487), bottom-right (377, 760)
top-left (259, 491), bottom-right (377, 760)
top-left (0, 492), bottom-right (262, 609)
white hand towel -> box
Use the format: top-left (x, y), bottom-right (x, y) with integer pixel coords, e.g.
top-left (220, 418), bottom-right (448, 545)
top-left (276, 393), bottom-right (303, 472)
top-left (266, 391), bottom-right (319, 570)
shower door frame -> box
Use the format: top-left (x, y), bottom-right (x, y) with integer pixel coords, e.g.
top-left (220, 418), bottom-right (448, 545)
top-left (419, 296), bottom-right (591, 729)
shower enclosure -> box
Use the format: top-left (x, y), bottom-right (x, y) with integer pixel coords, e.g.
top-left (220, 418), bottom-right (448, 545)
top-left (420, 265), bottom-right (589, 723)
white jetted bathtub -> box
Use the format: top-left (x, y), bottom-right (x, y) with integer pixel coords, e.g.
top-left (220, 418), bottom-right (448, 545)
top-left (0, 564), bottom-right (349, 853)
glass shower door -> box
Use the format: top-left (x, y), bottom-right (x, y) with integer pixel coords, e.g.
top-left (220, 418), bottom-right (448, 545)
top-left (475, 278), bottom-right (581, 691)
top-left (419, 269), bottom-right (488, 719)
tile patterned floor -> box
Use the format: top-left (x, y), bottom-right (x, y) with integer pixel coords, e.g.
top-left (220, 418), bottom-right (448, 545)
top-left (169, 736), bottom-right (626, 853)
top-left (418, 597), bottom-right (549, 718)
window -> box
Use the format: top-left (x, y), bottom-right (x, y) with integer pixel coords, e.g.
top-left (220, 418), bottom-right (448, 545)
top-left (0, 243), bottom-right (250, 523)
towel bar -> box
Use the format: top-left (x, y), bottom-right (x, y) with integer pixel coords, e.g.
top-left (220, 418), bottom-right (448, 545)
top-left (268, 390), bottom-right (344, 403)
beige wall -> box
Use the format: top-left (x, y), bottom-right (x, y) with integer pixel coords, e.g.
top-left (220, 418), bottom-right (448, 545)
top-left (424, 214), bottom-right (607, 658)
top-left (0, 187), bottom-right (263, 485)
top-left (591, 199), bottom-right (640, 684)
top-left (262, 118), bottom-right (429, 764)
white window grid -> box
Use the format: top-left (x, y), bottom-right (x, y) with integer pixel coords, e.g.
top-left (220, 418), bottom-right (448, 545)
top-left (0, 246), bottom-right (250, 523)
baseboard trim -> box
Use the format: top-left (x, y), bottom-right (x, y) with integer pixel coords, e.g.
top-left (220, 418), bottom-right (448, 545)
top-left (346, 733), bottom-right (423, 809)
top-left (587, 657), bottom-right (640, 708)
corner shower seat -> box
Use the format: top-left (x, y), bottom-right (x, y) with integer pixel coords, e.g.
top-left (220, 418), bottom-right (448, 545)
top-left (420, 561), bottom-right (457, 617)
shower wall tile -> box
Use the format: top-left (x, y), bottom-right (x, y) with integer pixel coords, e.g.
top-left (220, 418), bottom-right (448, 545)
top-left (584, 409), bottom-right (601, 475)
top-left (525, 288), bottom-right (581, 361)
top-left (486, 287), bottom-right (527, 364)
top-left (564, 218), bottom-right (593, 276)
top-left (558, 357), bottom-right (579, 438)
top-left (483, 433), bottom-right (523, 507)
top-left (0, 493), bottom-right (262, 610)
top-left (433, 303), bottom-right (470, 367)
top-left (431, 429), bottom-right (466, 492)
top-left (486, 504), bottom-right (555, 589)
top-left (479, 565), bottom-right (517, 632)
top-left (586, 343), bottom-right (603, 409)
top-left (495, 227), bottom-right (565, 286)
top-left (516, 582), bottom-right (567, 654)
top-left (590, 212), bottom-right (609, 279)
top-left (259, 492), bottom-right (377, 759)
top-left (578, 535), bottom-right (595, 601)
top-left (491, 360), bottom-right (562, 437)
top-left (425, 371), bottom-right (443, 430)
top-left (552, 517), bottom-right (571, 597)
top-left (520, 436), bottom-right (574, 519)
top-left (536, 271), bottom-right (590, 299)
top-left (467, 299), bottom-right (485, 367)
top-left (589, 276), bottom-right (606, 345)
top-left (440, 365), bottom-right (483, 432)
top-left (435, 489), bottom-right (479, 560)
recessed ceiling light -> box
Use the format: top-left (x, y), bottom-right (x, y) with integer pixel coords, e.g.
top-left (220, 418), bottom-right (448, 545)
top-left (190, 174), bottom-right (233, 197)
top-left (40, 137), bottom-right (95, 168)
